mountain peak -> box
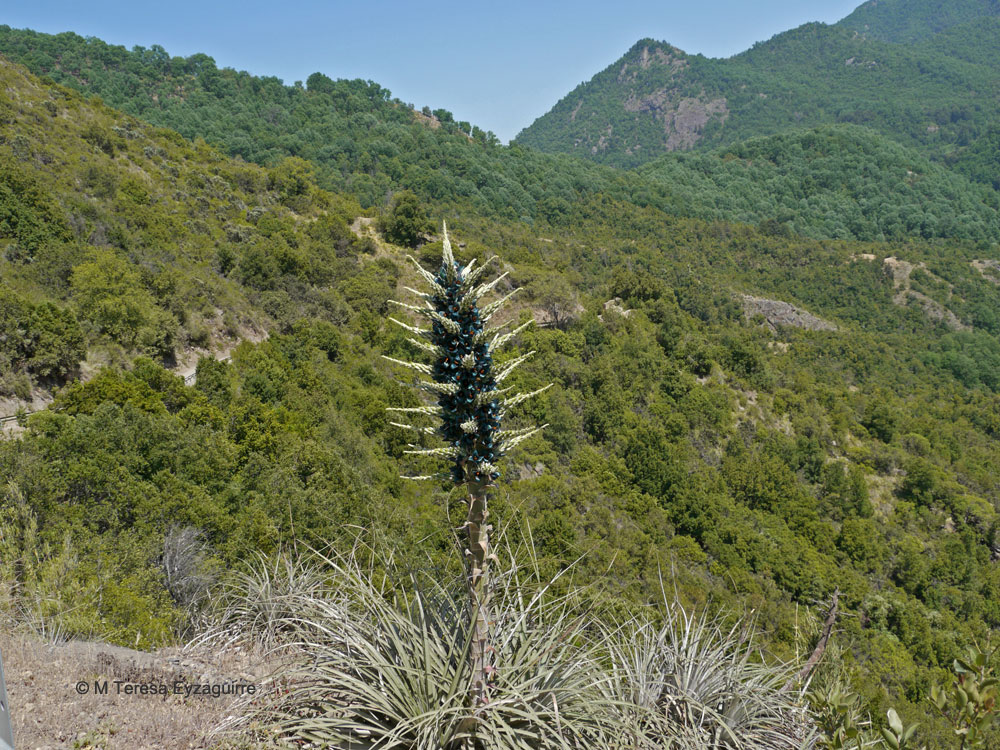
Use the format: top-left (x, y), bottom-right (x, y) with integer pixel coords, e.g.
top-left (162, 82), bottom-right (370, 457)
top-left (617, 39), bottom-right (690, 84)
top-left (515, 37), bottom-right (728, 164)
top-left (516, 4), bottom-right (1000, 167)
top-left (625, 38), bottom-right (688, 59)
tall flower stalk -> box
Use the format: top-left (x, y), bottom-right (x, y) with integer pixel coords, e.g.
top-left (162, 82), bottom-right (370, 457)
top-left (384, 223), bottom-right (550, 717)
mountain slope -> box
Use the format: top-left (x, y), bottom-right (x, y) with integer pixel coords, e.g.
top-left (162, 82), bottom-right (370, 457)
top-left (515, 11), bottom-right (1000, 166)
top-left (838, 0), bottom-right (1000, 43)
top-left (5, 27), bottom-right (1000, 247)
top-left (3, 44), bottom-right (1000, 747)
top-left (0, 54), bottom-right (369, 397)
top-left (951, 123), bottom-right (1000, 189)
top-left (0, 26), bottom-right (683, 223)
top-left (0, 27), bottom-right (1000, 248)
top-left (640, 124), bottom-right (1000, 241)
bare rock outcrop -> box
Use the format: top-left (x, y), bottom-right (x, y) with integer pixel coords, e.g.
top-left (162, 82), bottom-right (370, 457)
top-left (742, 295), bottom-right (837, 332)
top-left (623, 89), bottom-right (728, 151)
top-left (972, 259), bottom-right (1000, 285)
top-left (884, 257), bottom-right (968, 331)
top-left (602, 297), bottom-right (632, 318)
top-left (617, 44), bottom-right (687, 83)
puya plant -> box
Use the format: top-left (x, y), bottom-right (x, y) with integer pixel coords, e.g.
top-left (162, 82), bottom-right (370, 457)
top-left (383, 223), bottom-right (550, 714)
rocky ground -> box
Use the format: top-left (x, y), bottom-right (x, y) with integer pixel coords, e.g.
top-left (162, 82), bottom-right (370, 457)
top-left (741, 294), bottom-right (837, 332)
top-left (0, 629), bottom-right (283, 749)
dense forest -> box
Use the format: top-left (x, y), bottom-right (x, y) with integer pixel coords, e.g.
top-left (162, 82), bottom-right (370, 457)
top-left (838, 0), bottom-right (1000, 43)
top-left (0, 24), bottom-right (661, 221)
top-left (1, 1), bottom-right (1000, 746)
top-left (639, 124), bottom-right (1000, 242)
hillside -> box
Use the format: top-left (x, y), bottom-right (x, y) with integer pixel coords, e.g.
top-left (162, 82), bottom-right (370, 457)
top-left (640, 124), bottom-right (1000, 241)
top-left (515, 9), bottom-right (1000, 166)
top-left (838, 0), bottom-right (1000, 43)
top-left (2, 36), bottom-right (1000, 748)
top-left (0, 25), bottom-right (678, 223)
top-left (951, 122), bottom-right (1000, 189)
top-left (4, 27), bottom-right (1000, 248)
top-left (0, 55), bottom-right (372, 402)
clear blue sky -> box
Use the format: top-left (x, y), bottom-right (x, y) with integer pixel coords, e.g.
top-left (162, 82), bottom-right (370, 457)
top-left (3, 0), bottom-right (863, 142)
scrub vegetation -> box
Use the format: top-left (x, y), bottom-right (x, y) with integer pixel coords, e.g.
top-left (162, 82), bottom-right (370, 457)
top-left (1, 1), bottom-right (1000, 745)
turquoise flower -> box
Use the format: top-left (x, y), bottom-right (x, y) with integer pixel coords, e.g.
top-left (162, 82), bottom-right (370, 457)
top-left (384, 223), bottom-right (549, 485)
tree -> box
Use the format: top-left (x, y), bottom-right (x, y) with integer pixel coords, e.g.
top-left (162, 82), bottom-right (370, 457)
top-left (378, 190), bottom-right (433, 248)
top-left (863, 400), bottom-right (898, 443)
top-left (26, 302), bottom-right (86, 379)
top-left (69, 249), bottom-right (175, 355)
top-left (305, 71), bottom-right (336, 95)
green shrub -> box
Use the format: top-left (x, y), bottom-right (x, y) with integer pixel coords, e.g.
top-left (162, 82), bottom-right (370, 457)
top-left (377, 190), bottom-right (433, 248)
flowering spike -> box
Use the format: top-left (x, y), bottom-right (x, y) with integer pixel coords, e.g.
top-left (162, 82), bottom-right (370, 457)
top-left (390, 301), bottom-right (461, 333)
top-left (476, 386), bottom-right (513, 408)
top-left (402, 286), bottom-right (434, 302)
top-left (388, 299), bottom-right (429, 313)
top-left (471, 272), bottom-right (509, 302)
top-left (481, 288), bottom-right (521, 322)
top-left (403, 446), bottom-right (459, 458)
top-left (386, 405), bottom-right (442, 416)
top-left (405, 255), bottom-right (446, 295)
top-left (406, 338), bottom-right (443, 356)
top-left (442, 221), bottom-right (456, 281)
top-left (499, 425), bottom-right (548, 453)
top-left (382, 225), bottom-right (555, 713)
top-left (388, 317), bottom-right (432, 339)
top-left (497, 425), bottom-right (543, 440)
top-left (390, 422), bottom-right (438, 435)
top-left (418, 381), bottom-right (460, 396)
top-left (502, 383), bottom-right (553, 409)
top-left (384, 225), bottom-right (549, 487)
top-left (460, 256), bottom-right (498, 291)
top-left (457, 287), bottom-right (479, 312)
top-left (424, 310), bottom-right (461, 334)
top-left (475, 320), bottom-right (512, 345)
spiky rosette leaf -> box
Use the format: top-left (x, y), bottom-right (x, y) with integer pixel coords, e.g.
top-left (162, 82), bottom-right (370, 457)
top-left (385, 224), bottom-right (549, 485)
top-left (602, 604), bottom-right (819, 749)
top-left (261, 547), bottom-right (635, 749)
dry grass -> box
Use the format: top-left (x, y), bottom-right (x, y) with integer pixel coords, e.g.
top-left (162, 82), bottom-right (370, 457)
top-left (0, 627), bottom-right (281, 749)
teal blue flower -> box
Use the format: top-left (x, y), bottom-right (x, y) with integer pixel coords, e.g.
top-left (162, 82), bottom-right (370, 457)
top-left (384, 224), bottom-right (549, 485)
